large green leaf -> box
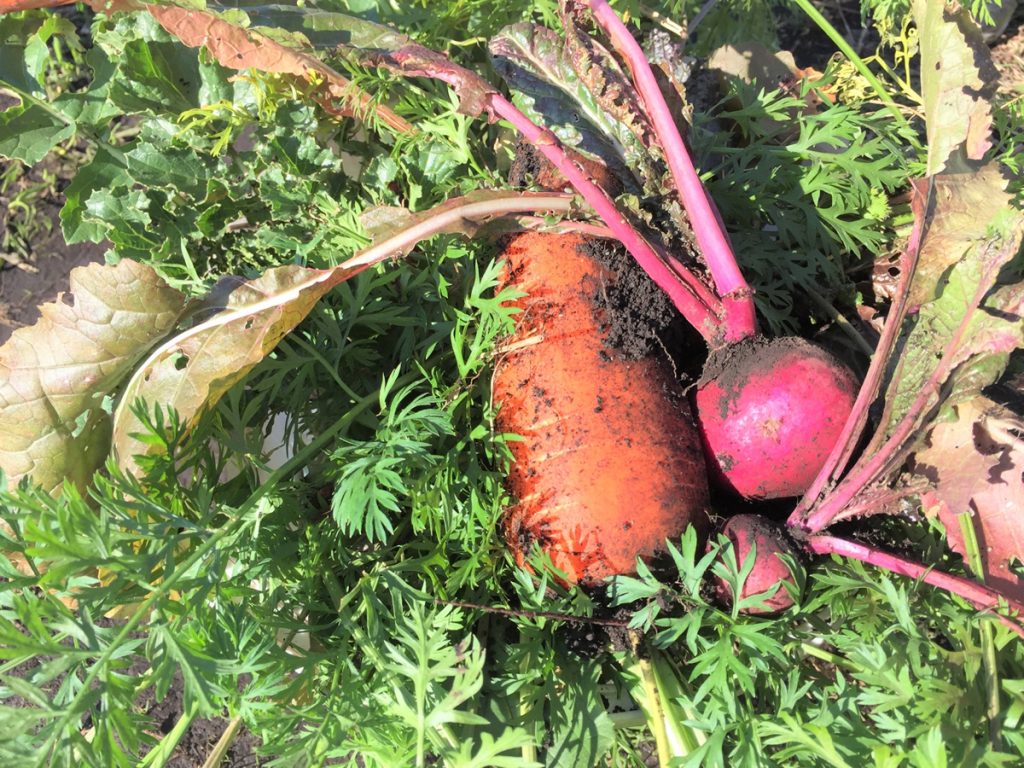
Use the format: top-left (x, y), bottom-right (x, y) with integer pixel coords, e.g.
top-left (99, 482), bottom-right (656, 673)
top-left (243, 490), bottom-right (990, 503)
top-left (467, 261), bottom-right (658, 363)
top-left (0, 100), bottom-right (75, 164)
top-left (91, 0), bottom-right (413, 133)
top-left (0, 13), bottom-right (52, 96)
top-left (59, 148), bottom-right (127, 245)
top-left (107, 35), bottom-right (209, 116)
top-left (0, 261), bottom-right (186, 495)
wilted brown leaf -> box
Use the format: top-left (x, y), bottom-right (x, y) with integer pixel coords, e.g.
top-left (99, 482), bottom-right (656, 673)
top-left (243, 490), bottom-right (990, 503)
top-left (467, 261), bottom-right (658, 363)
top-left (916, 398), bottom-right (1024, 602)
top-left (908, 161), bottom-right (1013, 307)
top-left (0, 260), bottom-right (185, 494)
top-left (112, 264), bottom-right (354, 474)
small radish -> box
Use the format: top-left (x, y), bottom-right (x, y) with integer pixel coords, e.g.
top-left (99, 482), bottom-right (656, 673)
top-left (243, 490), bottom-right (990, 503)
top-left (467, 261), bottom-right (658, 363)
top-left (695, 337), bottom-right (858, 500)
top-left (712, 514), bottom-right (799, 614)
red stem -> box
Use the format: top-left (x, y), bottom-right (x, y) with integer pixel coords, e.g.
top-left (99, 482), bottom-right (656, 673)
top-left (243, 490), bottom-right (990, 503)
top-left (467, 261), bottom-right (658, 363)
top-left (789, 183), bottom-right (928, 528)
top-left (808, 535), bottom-right (1024, 639)
top-left (487, 92), bottom-right (725, 341)
top-left (801, 237), bottom-right (1007, 534)
top-left (584, 0), bottom-right (757, 344)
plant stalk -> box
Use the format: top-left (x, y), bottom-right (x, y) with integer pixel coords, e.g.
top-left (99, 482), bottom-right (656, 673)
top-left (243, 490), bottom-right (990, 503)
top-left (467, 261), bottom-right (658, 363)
top-left (585, 0), bottom-right (757, 343)
top-left (367, 38), bottom-right (730, 340)
top-left (799, 230), bottom-right (1009, 533)
top-left (806, 535), bottom-right (1024, 639)
top-left (200, 715), bottom-right (244, 768)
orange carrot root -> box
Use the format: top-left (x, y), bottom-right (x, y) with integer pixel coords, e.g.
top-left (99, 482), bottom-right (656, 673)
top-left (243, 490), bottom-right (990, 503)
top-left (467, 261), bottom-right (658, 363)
top-left (495, 232), bottom-right (710, 585)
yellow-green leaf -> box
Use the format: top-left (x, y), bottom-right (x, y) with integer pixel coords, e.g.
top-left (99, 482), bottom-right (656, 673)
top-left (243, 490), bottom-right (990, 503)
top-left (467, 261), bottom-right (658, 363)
top-left (0, 260), bottom-right (185, 494)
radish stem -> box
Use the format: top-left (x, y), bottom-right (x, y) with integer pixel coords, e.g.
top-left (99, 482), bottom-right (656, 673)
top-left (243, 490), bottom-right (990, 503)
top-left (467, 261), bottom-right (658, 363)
top-left (789, 180), bottom-right (928, 527)
top-left (486, 92), bottom-right (724, 340)
top-left (807, 535), bottom-right (1024, 639)
top-left (800, 227), bottom-right (1009, 533)
top-left (584, 0), bottom-right (757, 343)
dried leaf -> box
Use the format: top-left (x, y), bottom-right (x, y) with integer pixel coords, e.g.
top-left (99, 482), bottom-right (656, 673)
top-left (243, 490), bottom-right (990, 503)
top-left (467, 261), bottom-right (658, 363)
top-left (915, 398), bottom-right (1024, 602)
top-left (0, 260), bottom-right (185, 494)
top-left (559, 2), bottom-right (661, 161)
top-left (85, 0), bottom-right (413, 134)
top-left (360, 189), bottom-right (573, 249)
top-left (112, 190), bottom-right (571, 474)
top-left (357, 42), bottom-right (497, 119)
top-left (908, 160), bottom-right (1013, 307)
top-left (0, 0), bottom-right (74, 9)
top-left (112, 264), bottom-right (354, 474)
top-left (707, 42), bottom-right (800, 91)
top-left (879, 169), bottom-right (1024, 441)
top-left (913, 0), bottom-right (999, 175)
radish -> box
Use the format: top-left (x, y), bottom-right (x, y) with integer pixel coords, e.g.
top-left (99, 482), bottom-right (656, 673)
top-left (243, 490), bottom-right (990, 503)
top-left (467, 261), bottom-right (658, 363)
top-left (695, 338), bottom-right (858, 499)
top-left (712, 514), bottom-right (799, 614)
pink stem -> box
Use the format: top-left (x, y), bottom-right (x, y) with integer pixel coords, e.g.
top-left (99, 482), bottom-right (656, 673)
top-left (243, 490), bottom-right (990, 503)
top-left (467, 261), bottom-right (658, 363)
top-left (585, 0), bottom-right (756, 344)
top-left (801, 237), bottom-right (1005, 534)
top-left (789, 191), bottom-right (927, 528)
top-left (808, 535), bottom-right (1024, 639)
top-left (487, 92), bottom-right (724, 342)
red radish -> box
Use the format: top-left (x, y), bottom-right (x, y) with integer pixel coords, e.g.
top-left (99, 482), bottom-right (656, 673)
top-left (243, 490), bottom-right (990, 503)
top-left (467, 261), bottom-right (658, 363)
top-left (695, 338), bottom-right (858, 499)
top-left (713, 514), bottom-right (799, 614)
top-left (495, 232), bottom-right (710, 586)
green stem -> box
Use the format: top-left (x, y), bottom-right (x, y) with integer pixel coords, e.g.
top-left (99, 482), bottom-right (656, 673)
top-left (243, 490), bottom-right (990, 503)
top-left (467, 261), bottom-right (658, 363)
top-left (959, 512), bottom-right (1002, 750)
top-left (138, 699), bottom-right (200, 768)
top-left (519, 650), bottom-right (538, 764)
top-left (789, 0), bottom-right (911, 131)
top-left (286, 334), bottom-right (362, 402)
top-left (802, 284), bottom-right (875, 356)
top-left (638, 656), bottom-right (672, 768)
top-left (799, 642), bottom-right (856, 671)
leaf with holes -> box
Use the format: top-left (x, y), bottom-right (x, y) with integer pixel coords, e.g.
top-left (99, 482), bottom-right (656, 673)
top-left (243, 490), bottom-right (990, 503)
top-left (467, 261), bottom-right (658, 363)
top-left (111, 263), bottom-right (354, 474)
top-left (0, 260), bottom-right (185, 494)
top-left (913, 0), bottom-right (999, 175)
top-left (914, 398), bottom-right (1024, 602)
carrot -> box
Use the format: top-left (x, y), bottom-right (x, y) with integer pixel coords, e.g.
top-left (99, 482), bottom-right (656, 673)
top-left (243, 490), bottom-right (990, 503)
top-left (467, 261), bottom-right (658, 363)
top-left (495, 232), bottom-right (710, 585)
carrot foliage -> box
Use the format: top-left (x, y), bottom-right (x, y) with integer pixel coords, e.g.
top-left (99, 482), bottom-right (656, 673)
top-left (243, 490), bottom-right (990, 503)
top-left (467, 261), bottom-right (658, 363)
top-left (0, 1), bottom-right (1023, 766)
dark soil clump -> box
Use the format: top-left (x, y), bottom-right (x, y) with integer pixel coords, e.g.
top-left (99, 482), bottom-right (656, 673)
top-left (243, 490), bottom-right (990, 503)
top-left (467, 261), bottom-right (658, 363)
top-left (582, 236), bottom-right (686, 361)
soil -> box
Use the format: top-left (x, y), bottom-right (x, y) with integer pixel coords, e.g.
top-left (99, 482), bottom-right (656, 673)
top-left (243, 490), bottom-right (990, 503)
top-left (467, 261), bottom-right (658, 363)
top-left (0, 153), bottom-right (105, 345)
